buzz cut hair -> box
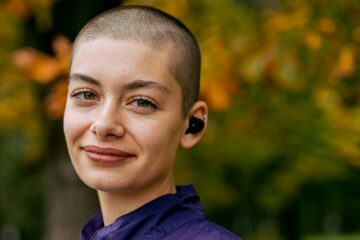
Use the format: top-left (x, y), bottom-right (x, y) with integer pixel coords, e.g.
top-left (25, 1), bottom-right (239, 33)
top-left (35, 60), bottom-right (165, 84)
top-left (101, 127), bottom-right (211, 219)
top-left (71, 5), bottom-right (201, 117)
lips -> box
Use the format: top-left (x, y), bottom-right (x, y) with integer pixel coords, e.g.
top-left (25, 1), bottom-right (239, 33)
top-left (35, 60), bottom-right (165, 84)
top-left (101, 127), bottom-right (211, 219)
top-left (82, 145), bottom-right (135, 163)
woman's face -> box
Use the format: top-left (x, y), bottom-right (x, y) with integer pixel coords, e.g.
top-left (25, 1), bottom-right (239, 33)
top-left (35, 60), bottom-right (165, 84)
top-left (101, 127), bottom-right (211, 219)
top-left (63, 38), bottom-right (187, 193)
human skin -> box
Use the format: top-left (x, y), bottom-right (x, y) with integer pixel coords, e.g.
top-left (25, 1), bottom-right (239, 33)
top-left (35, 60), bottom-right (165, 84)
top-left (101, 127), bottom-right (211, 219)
top-left (63, 38), bottom-right (207, 225)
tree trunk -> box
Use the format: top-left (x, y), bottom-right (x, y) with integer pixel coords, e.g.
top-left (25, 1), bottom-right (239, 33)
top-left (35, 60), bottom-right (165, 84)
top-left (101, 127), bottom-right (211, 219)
top-left (43, 140), bottom-right (98, 240)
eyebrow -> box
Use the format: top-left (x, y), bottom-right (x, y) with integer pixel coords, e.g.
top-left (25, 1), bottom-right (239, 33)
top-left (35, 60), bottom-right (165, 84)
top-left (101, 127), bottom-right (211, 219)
top-left (123, 80), bottom-right (170, 94)
top-left (69, 73), bottom-right (170, 94)
top-left (69, 73), bottom-right (101, 86)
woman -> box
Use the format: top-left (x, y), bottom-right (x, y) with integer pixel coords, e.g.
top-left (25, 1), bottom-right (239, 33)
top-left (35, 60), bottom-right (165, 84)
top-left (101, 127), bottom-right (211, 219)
top-left (63, 5), bottom-right (241, 240)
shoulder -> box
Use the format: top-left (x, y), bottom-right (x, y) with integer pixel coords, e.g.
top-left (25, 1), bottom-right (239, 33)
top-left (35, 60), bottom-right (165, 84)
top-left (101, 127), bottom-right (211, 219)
top-left (159, 218), bottom-right (241, 240)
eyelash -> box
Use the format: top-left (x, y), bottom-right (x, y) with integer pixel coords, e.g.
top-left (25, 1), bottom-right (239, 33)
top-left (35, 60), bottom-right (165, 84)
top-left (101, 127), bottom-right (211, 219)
top-left (70, 88), bottom-right (99, 101)
top-left (130, 96), bottom-right (158, 110)
top-left (70, 89), bottom-right (158, 111)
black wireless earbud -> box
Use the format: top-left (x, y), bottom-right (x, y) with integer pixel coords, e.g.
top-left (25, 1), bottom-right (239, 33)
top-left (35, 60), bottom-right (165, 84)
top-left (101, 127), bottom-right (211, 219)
top-left (185, 116), bottom-right (205, 134)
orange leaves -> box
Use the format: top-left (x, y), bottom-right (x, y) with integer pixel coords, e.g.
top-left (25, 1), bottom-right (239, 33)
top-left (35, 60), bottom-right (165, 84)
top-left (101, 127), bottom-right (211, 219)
top-left (52, 34), bottom-right (72, 56)
top-left (45, 80), bottom-right (68, 120)
top-left (266, 12), bottom-right (307, 34)
top-left (264, 3), bottom-right (309, 35)
top-left (335, 46), bottom-right (355, 77)
top-left (0, 67), bottom-right (46, 161)
top-left (302, 18), bottom-right (336, 51)
top-left (5, 0), bottom-right (30, 20)
top-left (13, 48), bottom-right (62, 84)
top-left (240, 47), bottom-right (301, 91)
top-left (201, 80), bottom-right (236, 111)
top-left (13, 35), bottom-right (71, 84)
top-left (314, 88), bottom-right (341, 114)
top-left (0, 83), bottom-right (32, 127)
top-left (317, 18), bottom-right (336, 34)
top-left (125, 0), bottom-right (189, 18)
top-left (352, 25), bottom-right (360, 42)
top-left (52, 35), bottom-right (71, 72)
top-left (5, 0), bottom-right (53, 26)
top-left (161, 0), bottom-right (189, 18)
top-left (13, 35), bottom-right (71, 119)
top-left (201, 34), bottom-right (239, 111)
top-left (303, 31), bottom-right (322, 50)
top-left (241, 51), bottom-right (268, 84)
top-left (313, 86), bottom-right (360, 168)
top-left (127, 0), bottom-right (240, 112)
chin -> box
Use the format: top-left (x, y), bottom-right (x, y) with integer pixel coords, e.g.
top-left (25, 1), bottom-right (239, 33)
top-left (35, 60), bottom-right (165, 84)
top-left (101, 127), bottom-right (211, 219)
top-left (80, 174), bottom-right (135, 193)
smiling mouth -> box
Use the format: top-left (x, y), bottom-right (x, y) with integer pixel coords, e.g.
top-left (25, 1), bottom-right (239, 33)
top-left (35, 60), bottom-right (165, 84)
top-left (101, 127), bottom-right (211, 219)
top-left (82, 145), bottom-right (135, 164)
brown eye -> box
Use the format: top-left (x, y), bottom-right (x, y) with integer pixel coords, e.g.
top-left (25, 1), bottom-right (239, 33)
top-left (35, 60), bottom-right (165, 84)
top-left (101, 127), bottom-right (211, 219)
top-left (135, 99), bottom-right (155, 108)
top-left (82, 92), bottom-right (96, 100)
top-left (129, 96), bottom-right (158, 113)
top-left (71, 89), bottom-right (99, 101)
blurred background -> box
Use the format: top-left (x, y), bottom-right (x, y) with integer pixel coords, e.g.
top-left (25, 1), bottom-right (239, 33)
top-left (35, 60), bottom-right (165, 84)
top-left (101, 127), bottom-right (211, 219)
top-left (1, 0), bottom-right (360, 239)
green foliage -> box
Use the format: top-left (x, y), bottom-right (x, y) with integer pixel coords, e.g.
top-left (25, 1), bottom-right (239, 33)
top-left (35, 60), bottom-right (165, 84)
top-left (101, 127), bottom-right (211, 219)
top-left (2, 0), bottom-right (360, 239)
top-left (0, 1), bottom-right (47, 239)
top-left (304, 233), bottom-right (360, 240)
top-left (131, 0), bottom-right (360, 238)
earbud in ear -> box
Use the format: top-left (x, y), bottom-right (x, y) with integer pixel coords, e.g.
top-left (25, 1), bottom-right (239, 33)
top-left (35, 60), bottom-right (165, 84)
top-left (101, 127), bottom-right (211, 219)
top-left (185, 116), bottom-right (205, 134)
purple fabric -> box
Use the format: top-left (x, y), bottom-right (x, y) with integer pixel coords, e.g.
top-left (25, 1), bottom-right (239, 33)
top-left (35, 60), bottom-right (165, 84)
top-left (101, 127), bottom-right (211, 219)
top-left (81, 185), bottom-right (241, 240)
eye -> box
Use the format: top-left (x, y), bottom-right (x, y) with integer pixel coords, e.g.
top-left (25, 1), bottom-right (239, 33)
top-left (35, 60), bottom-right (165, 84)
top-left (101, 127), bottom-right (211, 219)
top-left (129, 96), bottom-right (158, 111)
top-left (70, 88), bottom-right (99, 102)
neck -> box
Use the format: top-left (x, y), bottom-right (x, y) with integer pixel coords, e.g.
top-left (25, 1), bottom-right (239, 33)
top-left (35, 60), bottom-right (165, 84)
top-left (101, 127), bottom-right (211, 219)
top-left (97, 177), bottom-right (176, 226)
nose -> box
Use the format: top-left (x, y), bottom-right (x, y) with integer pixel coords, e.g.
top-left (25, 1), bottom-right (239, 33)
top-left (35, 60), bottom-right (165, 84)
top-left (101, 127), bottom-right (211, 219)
top-left (90, 100), bottom-right (125, 139)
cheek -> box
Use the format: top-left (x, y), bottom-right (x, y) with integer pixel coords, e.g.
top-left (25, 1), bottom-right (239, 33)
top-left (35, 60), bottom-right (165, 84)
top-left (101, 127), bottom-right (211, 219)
top-left (63, 106), bottom-right (73, 142)
top-left (63, 106), bottom-right (88, 145)
top-left (129, 116), bottom-right (184, 155)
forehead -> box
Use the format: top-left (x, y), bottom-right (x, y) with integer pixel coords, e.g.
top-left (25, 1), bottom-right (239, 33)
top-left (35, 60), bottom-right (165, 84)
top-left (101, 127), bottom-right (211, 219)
top-left (72, 38), bottom-right (166, 69)
top-left (71, 38), bottom-right (178, 89)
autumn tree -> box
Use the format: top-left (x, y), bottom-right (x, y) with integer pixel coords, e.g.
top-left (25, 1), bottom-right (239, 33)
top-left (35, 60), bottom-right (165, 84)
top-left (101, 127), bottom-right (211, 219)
top-left (2, 0), bottom-right (360, 239)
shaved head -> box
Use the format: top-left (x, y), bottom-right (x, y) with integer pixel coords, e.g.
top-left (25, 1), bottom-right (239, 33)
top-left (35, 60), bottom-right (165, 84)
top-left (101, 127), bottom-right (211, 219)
top-left (71, 5), bottom-right (201, 116)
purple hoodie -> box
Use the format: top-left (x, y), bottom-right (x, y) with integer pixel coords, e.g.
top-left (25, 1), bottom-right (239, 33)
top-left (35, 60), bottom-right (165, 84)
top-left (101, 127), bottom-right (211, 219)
top-left (81, 185), bottom-right (241, 240)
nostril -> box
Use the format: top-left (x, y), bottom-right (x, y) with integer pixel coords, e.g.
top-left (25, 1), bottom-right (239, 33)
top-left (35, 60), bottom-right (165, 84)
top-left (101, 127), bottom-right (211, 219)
top-left (105, 133), bottom-right (119, 138)
top-left (90, 125), bottom-right (97, 134)
top-left (90, 120), bottom-right (125, 139)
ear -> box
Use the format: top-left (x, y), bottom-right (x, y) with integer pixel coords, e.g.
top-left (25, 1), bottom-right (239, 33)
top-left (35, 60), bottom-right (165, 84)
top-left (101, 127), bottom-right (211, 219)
top-left (181, 101), bottom-right (208, 149)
